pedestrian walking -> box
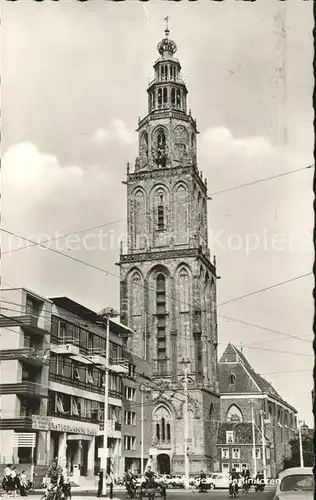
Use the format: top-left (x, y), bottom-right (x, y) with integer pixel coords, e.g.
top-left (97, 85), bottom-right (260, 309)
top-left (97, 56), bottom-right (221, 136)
top-left (20, 471), bottom-right (28, 496)
top-left (97, 470), bottom-right (103, 497)
top-left (106, 471), bottom-right (113, 499)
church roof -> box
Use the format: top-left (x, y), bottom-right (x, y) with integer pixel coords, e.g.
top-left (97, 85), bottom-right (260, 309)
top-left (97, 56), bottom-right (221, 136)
top-left (218, 343), bottom-right (295, 410)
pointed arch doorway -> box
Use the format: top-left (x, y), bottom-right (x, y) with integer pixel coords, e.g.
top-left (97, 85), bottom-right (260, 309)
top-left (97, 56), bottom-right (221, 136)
top-left (157, 454), bottom-right (171, 475)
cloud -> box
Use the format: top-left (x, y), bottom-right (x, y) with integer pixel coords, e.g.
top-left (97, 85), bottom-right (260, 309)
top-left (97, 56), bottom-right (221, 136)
top-left (3, 143), bottom-right (84, 201)
top-left (201, 126), bottom-right (274, 158)
top-left (91, 119), bottom-right (136, 145)
top-left (92, 128), bottom-right (111, 143)
top-left (2, 142), bottom-right (124, 236)
top-left (113, 119), bottom-right (135, 145)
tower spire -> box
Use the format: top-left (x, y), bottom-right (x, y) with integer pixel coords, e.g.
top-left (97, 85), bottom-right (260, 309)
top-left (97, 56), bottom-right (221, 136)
top-left (164, 16), bottom-right (170, 38)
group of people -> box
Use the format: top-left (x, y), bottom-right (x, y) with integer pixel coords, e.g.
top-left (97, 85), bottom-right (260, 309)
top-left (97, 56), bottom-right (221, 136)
top-left (96, 469), bottom-right (114, 499)
top-left (124, 465), bottom-right (165, 497)
top-left (2, 465), bottom-right (30, 496)
top-left (228, 468), bottom-right (266, 496)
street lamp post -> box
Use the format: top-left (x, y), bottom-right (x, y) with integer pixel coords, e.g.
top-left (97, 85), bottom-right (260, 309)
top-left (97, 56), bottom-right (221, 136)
top-left (98, 307), bottom-right (120, 497)
top-left (179, 359), bottom-right (190, 491)
top-left (140, 384), bottom-right (151, 476)
top-left (251, 406), bottom-right (257, 477)
top-left (298, 420), bottom-right (304, 467)
top-left (260, 411), bottom-right (267, 483)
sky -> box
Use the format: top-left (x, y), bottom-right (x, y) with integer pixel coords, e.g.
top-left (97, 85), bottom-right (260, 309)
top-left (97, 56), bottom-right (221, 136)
top-left (1, 1), bottom-right (314, 426)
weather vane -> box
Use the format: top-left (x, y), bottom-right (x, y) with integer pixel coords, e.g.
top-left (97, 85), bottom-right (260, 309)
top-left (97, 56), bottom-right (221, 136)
top-left (164, 16), bottom-right (170, 37)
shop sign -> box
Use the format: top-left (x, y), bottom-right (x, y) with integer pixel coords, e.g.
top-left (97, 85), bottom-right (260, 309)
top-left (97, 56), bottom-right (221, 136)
top-left (32, 416), bottom-right (98, 435)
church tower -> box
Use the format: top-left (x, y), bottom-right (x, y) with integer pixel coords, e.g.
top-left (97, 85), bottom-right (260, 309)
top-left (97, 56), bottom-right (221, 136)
top-left (120, 22), bottom-right (220, 473)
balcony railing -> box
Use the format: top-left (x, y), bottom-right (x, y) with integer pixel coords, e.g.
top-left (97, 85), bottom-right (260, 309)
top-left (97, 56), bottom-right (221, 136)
top-left (0, 314), bottom-right (50, 335)
top-left (148, 78), bottom-right (186, 87)
top-left (50, 337), bottom-right (80, 356)
top-left (48, 411), bottom-right (100, 424)
top-left (49, 373), bottom-right (123, 400)
top-left (0, 348), bottom-right (50, 366)
top-left (0, 416), bottom-right (33, 430)
top-left (50, 372), bottom-right (103, 395)
top-left (0, 381), bottom-right (48, 398)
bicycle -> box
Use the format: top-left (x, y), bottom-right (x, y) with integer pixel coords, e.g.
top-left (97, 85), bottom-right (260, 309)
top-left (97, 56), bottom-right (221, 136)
top-left (40, 483), bottom-right (63, 500)
top-left (229, 483), bottom-right (239, 498)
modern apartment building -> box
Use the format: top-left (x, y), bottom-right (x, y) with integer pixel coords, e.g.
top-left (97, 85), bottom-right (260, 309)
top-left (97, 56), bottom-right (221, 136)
top-left (121, 353), bottom-right (153, 474)
top-left (0, 288), bottom-right (153, 481)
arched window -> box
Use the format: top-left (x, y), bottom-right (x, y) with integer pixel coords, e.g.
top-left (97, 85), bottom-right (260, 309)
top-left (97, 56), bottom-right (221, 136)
top-left (134, 190), bottom-right (146, 249)
top-left (158, 89), bottom-right (162, 106)
top-left (171, 88), bottom-right (175, 106)
top-left (178, 267), bottom-right (190, 313)
top-left (140, 132), bottom-right (148, 166)
top-left (129, 270), bottom-right (144, 341)
top-left (174, 184), bottom-right (188, 244)
top-left (153, 406), bottom-right (172, 445)
top-left (154, 129), bottom-right (167, 168)
top-left (174, 126), bottom-right (188, 163)
top-left (176, 89), bottom-right (181, 108)
top-left (131, 272), bottom-right (142, 313)
top-left (163, 87), bottom-right (167, 105)
top-left (166, 423), bottom-right (171, 441)
top-left (155, 191), bottom-right (165, 231)
top-left (156, 274), bottom-right (167, 374)
top-left (157, 130), bottom-right (165, 148)
top-left (161, 418), bottom-right (165, 440)
top-left (226, 405), bottom-right (243, 422)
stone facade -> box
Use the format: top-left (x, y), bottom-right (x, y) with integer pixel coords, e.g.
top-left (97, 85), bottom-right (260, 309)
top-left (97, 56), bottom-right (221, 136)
top-left (216, 422), bottom-right (272, 477)
top-left (119, 27), bottom-right (220, 473)
top-left (218, 344), bottom-right (297, 477)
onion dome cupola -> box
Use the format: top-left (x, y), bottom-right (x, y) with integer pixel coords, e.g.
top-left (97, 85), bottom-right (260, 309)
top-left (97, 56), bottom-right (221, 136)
top-left (147, 21), bottom-right (188, 114)
top-left (135, 19), bottom-right (199, 173)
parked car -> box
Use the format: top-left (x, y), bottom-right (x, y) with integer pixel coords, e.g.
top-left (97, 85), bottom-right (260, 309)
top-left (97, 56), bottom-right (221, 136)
top-left (212, 472), bottom-right (245, 489)
top-left (160, 475), bottom-right (172, 487)
top-left (274, 467), bottom-right (314, 500)
top-left (115, 476), bottom-right (124, 485)
top-left (171, 475), bottom-right (185, 488)
top-left (211, 473), bottom-right (230, 489)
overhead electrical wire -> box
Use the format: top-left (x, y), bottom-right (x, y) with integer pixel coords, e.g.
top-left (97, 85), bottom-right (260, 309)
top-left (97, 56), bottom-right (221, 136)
top-left (208, 164), bottom-right (314, 196)
top-left (0, 312), bottom-right (306, 415)
top-left (0, 228), bottom-right (312, 327)
top-left (2, 163), bottom-right (313, 256)
top-left (0, 298), bottom-right (313, 358)
top-left (218, 314), bottom-right (312, 344)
